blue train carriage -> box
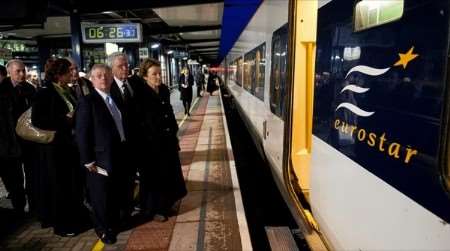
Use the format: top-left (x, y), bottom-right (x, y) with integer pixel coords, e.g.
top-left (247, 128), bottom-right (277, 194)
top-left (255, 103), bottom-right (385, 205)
top-left (310, 0), bottom-right (450, 249)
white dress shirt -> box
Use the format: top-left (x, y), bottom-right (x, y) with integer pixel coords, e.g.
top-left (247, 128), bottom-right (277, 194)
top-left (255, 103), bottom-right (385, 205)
top-left (114, 76), bottom-right (134, 97)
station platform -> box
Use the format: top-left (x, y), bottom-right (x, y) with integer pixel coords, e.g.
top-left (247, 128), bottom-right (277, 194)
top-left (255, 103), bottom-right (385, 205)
top-left (0, 90), bottom-right (252, 251)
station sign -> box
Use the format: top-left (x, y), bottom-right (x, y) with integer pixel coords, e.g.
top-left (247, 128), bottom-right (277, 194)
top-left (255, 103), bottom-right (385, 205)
top-left (139, 47), bottom-right (149, 59)
top-left (81, 23), bottom-right (142, 44)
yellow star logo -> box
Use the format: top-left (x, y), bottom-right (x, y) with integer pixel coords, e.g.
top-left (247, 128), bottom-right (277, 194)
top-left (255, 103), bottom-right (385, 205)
top-left (394, 46), bottom-right (419, 69)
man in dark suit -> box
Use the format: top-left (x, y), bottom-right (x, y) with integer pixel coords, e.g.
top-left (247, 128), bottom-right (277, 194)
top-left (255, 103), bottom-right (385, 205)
top-left (75, 64), bottom-right (128, 244)
top-left (66, 57), bottom-right (94, 100)
top-left (107, 52), bottom-right (140, 218)
top-left (0, 59), bottom-right (36, 215)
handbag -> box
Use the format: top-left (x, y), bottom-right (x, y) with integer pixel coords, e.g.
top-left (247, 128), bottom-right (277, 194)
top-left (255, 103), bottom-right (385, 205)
top-left (15, 108), bottom-right (56, 144)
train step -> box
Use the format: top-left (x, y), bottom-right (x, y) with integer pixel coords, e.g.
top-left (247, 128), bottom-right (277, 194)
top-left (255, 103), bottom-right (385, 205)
top-left (265, 226), bottom-right (300, 251)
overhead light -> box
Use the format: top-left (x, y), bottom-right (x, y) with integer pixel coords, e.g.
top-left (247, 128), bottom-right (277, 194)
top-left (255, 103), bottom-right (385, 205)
top-left (179, 33), bottom-right (183, 35)
top-left (105, 43), bottom-right (119, 56)
top-left (102, 11), bottom-right (113, 14)
top-left (167, 50), bottom-right (174, 55)
top-left (183, 57), bottom-right (188, 60)
top-left (151, 43), bottom-right (160, 49)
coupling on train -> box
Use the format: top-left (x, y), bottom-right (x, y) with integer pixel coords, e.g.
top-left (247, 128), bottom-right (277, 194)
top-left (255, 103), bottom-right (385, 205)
top-left (221, 0), bottom-right (450, 250)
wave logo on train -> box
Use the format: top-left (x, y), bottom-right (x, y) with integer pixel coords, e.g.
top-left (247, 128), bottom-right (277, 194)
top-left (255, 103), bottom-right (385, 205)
top-left (333, 46), bottom-right (420, 165)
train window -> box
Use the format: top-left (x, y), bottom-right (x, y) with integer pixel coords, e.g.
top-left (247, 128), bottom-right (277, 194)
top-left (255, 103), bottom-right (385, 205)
top-left (243, 53), bottom-right (253, 93)
top-left (354, 0), bottom-right (403, 32)
top-left (254, 43), bottom-right (266, 101)
top-left (229, 60), bottom-right (237, 85)
top-left (244, 43), bottom-right (266, 100)
top-left (270, 24), bottom-right (288, 118)
top-left (236, 56), bottom-right (243, 87)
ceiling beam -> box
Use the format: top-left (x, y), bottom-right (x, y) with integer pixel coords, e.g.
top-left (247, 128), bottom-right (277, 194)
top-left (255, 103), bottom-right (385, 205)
top-left (75, 0), bottom-right (224, 14)
top-left (190, 48), bottom-right (219, 53)
top-left (163, 38), bottom-right (220, 45)
top-left (188, 45), bottom-right (220, 50)
top-left (149, 25), bottom-right (221, 35)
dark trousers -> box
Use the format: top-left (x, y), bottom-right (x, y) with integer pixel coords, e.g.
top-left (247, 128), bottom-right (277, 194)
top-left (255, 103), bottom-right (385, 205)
top-left (0, 157), bottom-right (25, 212)
top-left (119, 142), bottom-right (137, 218)
top-left (87, 144), bottom-right (132, 234)
top-left (21, 141), bottom-right (37, 213)
top-left (197, 84), bottom-right (203, 97)
top-left (182, 100), bottom-right (191, 115)
top-left (86, 171), bottom-right (120, 235)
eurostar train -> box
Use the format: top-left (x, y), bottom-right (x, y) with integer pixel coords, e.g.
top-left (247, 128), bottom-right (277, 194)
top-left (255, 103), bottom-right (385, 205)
top-left (221, 0), bottom-right (450, 250)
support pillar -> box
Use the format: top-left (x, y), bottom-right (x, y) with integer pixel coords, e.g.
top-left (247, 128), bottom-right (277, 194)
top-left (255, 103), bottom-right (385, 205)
top-left (70, 9), bottom-right (84, 70)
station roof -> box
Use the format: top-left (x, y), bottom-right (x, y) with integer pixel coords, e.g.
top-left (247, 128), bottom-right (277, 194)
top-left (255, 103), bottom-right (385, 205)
top-left (0, 0), bottom-right (262, 64)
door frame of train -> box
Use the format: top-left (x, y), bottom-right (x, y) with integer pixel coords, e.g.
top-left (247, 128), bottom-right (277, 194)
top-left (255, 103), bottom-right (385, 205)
top-left (283, 0), bottom-right (329, 250)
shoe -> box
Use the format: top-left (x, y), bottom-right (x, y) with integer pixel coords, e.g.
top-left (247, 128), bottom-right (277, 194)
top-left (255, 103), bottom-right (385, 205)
top-left (153, 214), bottom-right (168, 222)
top-left (95, 229), bottom-right (117, 245)
top-left (101, 233), bottom-right (117, 245)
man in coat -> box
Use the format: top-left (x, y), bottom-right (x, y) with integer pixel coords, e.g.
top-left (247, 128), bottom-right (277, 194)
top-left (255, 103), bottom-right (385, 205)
top-left (75, 64), bottom-right (128, 244)
top-left (107, 52), bottom-right (140, 219)
top-left (0, 59), bottom-right (36, 215)
top-left (67, 57), bottom-right (94, 99)
top-left (0, 65), bottom-right (7, 83)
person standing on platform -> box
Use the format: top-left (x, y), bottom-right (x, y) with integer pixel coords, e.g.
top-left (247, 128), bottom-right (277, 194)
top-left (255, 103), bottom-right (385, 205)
top-left (0, 60), bottom-right (35, 216)
top-left (207, 70), bottom-right (219, 95)
top-left (76, 64), bottom-right (127, 244)
top-left (0, 65), bottom-right (7, 83)
top-left (66, 57), bottom-right (94, 99)
top-left (107, 52), bottom-right (140, 221)
top-left (196, 69), bottom-right (205, 97)
top-left (31, 58), bottom-right (87, 236)
top-left (137, 58), bottom-right (187, 222)
top-left (179, 67), bottom-right (194, 116)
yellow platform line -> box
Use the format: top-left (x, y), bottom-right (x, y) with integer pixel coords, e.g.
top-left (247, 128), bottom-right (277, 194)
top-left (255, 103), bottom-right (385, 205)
top-left (92, 239), bottom-right (104, 251)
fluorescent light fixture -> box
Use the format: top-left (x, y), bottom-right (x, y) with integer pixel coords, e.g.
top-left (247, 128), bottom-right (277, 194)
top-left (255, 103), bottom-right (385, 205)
top-left (167, 50), bottom-right (174, 54)
top-left (183, 57), bottom-right (188, 60)
top-left (102, 11), bottom-right (113, 14)
top-left (151, 43), bottom-right (160, 49)
top-left (105, 42), bottom-right (119, 56)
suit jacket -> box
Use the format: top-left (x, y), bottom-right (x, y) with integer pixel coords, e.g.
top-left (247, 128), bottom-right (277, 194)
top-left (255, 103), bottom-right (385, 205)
top-left (179, 74), bottom-right (193, 101)
top-left (0, 78), bottom-right (36, 157)
top-left (72, 77), bottom-right (94, 100)
top-left (75, 90), bottom-right (124, 174)
top-left (110, 77), bottom-right (142, 142)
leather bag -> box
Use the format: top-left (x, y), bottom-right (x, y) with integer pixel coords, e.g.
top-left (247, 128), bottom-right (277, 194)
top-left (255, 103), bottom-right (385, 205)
top-left (15, 108), bottom-right (56, 144)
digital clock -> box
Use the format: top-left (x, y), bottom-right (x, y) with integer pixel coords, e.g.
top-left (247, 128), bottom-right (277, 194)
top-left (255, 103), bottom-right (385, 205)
top-left (81, 23), bottom-right (142, 43)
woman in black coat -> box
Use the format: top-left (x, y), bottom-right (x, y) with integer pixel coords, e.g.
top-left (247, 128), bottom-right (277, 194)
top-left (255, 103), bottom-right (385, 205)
top-left (31, 58), bottom-right (87, 236)
top-left (179, 67), bottom-right (194, 116)
top-left (137, 58), bottom-right (187, 221)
